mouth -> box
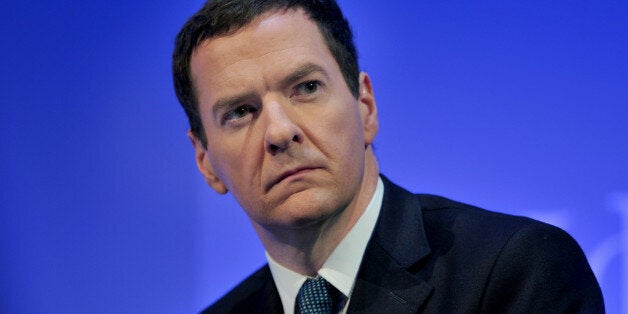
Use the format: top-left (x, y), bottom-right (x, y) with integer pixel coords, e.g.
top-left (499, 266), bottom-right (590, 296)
top-left (267, 166), bottom-right (319, 191)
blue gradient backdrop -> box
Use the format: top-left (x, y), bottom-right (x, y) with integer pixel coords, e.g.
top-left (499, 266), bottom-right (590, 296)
top-left (2, 1), bottom-right (626, 313)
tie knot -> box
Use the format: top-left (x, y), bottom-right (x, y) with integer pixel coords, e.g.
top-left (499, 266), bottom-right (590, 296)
top-left (296, 276), bottom-right (340, 314)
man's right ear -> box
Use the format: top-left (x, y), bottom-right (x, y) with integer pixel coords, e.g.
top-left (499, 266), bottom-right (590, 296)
top-left (187, 130), bottom-right (228, 194)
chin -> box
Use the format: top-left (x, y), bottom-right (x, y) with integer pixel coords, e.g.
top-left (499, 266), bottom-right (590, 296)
top-left (248, 185), bottom-right (354, 230)
top-left (276, 194), bottom-right (348, 229)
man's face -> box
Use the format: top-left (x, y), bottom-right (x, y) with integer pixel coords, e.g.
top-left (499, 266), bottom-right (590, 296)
top-left (189, 9), bottom-right (378, 230)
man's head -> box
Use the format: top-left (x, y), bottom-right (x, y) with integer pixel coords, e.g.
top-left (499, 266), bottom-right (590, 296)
top-left (174, 0), bottom-right (379, 233)
top-left (173, 0), bottom-right (360, 149)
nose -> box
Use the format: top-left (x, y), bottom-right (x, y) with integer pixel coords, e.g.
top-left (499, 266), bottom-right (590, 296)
top-left (264, 101), bottom-right (302, 154)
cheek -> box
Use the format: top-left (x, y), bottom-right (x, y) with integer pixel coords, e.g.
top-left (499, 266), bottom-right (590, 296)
top-left (207, 133), bottom-right (264, 189)
top-left (313, 110), bottom-right (365, 169)
top-left (327, 104), bottom-right (365, 144)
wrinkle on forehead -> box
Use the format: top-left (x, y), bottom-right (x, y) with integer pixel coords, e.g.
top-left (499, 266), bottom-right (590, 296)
top-left (200, 46), bottom-right (311, 81)
top-left (191, 43), bottom-right (316, 108)
top-left (191, 8), bottom-right (323, 75)
top-left (190, 9), bottom-right (332, 102)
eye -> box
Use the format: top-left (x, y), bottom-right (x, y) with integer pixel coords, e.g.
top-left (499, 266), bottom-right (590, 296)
top-left (293, 80), bottom-right (322, 97)
top-left (224, 105), bottom-right (257, 122)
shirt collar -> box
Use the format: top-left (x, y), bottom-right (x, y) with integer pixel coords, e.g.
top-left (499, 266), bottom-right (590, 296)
top-left (266, 177), bottom-right (384, 313)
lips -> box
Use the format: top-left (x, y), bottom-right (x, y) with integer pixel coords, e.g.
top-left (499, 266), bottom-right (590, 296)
top-left (266, 166), bottom-right (319, 191)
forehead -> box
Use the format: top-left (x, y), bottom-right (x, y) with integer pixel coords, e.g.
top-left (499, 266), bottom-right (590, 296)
top-left (189, 8), bottom-right (335, 91)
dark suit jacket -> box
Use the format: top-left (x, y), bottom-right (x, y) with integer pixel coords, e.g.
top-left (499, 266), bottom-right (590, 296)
top-left (202, 176), bottom-right (604, 313)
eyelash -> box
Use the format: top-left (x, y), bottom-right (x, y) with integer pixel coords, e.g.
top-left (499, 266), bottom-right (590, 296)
top-left (293, 80), bottom-right (322, 98)
top-left (223, 105), bottom-right (257, 123)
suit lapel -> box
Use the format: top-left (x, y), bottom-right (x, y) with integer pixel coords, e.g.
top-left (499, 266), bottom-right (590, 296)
top-left (256, 267), bottom-right (284, 314)
top-left (348, 176), bottom-right (433, 313)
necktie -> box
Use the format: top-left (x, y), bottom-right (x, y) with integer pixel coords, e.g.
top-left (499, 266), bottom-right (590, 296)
top-left (296, 276), bottom-right (340, 314)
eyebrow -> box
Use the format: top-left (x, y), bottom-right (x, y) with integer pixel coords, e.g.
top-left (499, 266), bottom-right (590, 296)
top-left (211, 63), bottom-right (329, 118)
top-left (212, 91), bottom-right (257, 119)
top-left (278, 63), bottom-right (329, 89)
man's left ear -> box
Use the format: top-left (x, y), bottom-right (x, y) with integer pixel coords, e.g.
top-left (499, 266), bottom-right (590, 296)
top-left (358, 72), bottom-right (379, 145)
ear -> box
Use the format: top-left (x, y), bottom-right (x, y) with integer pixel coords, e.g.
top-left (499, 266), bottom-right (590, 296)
top-left (187, 130), bottom-right (228, 194)
top-left (358, 72), bottom-right (379, 145)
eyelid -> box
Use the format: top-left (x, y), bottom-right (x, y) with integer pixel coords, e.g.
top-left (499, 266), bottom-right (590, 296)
top-left (292, 80), bottom-right (323, 97)
top-left (212, 92), bottom-right (257, 122)
top-left (298, 80), bottom-right (319, 88)
top-left (222, 103), bottom-right (257, 126)
top-left (279, 63), bottom-right (328, 91)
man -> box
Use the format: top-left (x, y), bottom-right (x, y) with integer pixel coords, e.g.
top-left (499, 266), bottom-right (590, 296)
top-left (172, 1), bottom-right (604, 313)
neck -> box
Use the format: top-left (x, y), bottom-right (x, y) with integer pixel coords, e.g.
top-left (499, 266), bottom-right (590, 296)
top-left (255, 148), bottom-right (379, 276)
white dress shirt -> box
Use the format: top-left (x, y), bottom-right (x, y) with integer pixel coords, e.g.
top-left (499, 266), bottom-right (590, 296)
top-left (266, 177), bottom-right (384, 314)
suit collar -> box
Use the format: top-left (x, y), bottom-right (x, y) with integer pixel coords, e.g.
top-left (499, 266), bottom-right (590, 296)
top-left (373, 175), bottom-right (431, 268)
top-left (348, 175), bottom-right (433, 313)
top-left (259, 268), bottom-right (283, 314)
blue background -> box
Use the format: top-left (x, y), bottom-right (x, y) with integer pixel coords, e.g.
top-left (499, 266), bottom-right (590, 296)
top-left (2, 1), bottom-right (626, 313)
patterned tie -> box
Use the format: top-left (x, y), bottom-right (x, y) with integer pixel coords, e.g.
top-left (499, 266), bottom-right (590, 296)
top-left (296, 276), bottom-right (340, 314)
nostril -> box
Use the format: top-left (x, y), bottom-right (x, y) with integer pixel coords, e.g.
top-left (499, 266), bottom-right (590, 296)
top-left (292, 135), bottom-right (299, 142)
top-left (269, 144), bottom-right (280, 152)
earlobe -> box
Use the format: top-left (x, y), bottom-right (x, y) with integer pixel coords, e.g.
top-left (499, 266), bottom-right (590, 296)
top-left (358, 72), bottom-right (379, 145)
top-left (187, 130), bottom-right (228, 194)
